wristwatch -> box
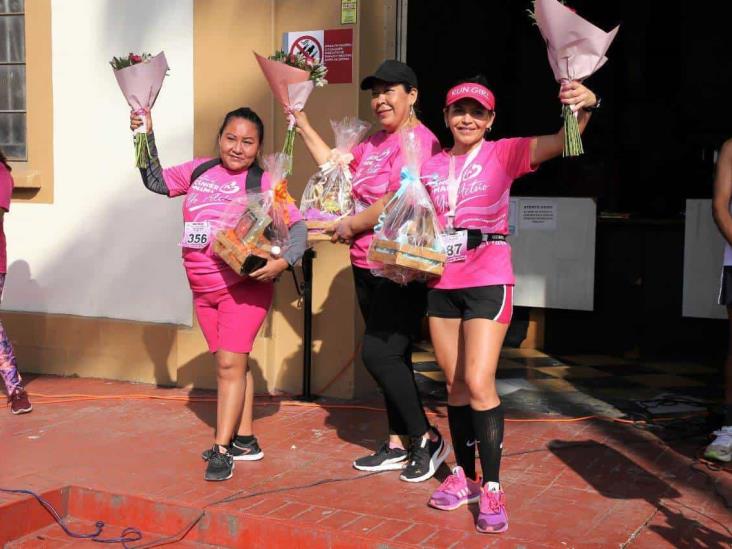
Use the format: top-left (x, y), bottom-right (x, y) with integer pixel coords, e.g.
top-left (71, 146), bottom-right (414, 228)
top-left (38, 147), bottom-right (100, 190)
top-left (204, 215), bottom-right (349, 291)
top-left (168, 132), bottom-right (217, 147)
top-left (583, 95), bottom-right (601, 112)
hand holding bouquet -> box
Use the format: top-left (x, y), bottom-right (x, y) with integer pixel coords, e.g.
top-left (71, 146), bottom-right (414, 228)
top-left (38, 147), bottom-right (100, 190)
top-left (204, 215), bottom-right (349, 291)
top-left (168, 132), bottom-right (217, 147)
top-left (254, 50), bottom-right (327, 175)
top-left (529, 0), bottom-right (618, 156)
top-left (111, 52), bottom-right (169, 168)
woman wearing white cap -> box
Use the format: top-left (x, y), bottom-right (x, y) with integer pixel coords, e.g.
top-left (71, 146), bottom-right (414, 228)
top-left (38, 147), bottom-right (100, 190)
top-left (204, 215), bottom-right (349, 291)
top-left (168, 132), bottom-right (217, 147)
top-left (292, 60), bottom-right (447, 482)
top-left (420, 74), bottom-right (599, 533)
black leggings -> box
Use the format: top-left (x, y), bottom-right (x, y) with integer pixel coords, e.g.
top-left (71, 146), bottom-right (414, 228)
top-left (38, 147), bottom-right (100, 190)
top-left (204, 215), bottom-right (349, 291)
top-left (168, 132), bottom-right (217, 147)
top-left (353, 266), bottom-right (430, 438)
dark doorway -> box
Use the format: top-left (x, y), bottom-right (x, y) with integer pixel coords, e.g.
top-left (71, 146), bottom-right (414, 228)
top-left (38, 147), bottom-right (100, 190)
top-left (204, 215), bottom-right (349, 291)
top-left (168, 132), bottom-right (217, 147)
top-left (407, 0), bottom-right (732, 216)
top-left (407, 1), bottom-right (732, 359)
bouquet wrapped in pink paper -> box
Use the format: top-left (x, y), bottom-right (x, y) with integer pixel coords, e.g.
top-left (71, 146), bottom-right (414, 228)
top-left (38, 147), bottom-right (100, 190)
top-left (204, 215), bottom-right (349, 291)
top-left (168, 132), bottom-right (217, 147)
top-left (529, 0), bottom-right (619, 156)
top-left (110, 52), bottom-right (169, 168)
top-left (300, 116), bottom-right (371, 237)
top-left (254, 50), bottom-right (327, 174)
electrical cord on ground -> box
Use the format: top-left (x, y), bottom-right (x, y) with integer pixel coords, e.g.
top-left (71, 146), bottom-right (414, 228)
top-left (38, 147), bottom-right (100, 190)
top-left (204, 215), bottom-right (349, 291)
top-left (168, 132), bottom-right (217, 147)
top-left (0, 488), bottom-right (142, 547)
top-left (127, 470), bottom-right (385, 548)
top-left (0, 471), bottom-right (387, 548)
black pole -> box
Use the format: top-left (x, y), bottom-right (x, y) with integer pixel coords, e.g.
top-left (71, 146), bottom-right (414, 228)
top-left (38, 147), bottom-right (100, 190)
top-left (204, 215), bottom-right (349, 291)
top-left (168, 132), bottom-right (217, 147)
top-left (300, 247), bottom-right (315, 401)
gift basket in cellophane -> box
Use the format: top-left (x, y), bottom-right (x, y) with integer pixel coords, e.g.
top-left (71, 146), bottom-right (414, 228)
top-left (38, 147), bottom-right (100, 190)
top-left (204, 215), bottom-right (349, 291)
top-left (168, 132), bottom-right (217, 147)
top-left (213, 153), bottom-right (293, 276)
top-left (300, 117), bottom-right (371, 240)
top-left (368, 129), bottom-right (446, 285)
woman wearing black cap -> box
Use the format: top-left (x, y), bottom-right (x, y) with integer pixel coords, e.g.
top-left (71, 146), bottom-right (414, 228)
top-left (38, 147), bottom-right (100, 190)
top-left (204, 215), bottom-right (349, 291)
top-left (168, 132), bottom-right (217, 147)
top-left (421, 74), bottom-right (598, 534)
top-left (291, 60), bottom-right (447, 483)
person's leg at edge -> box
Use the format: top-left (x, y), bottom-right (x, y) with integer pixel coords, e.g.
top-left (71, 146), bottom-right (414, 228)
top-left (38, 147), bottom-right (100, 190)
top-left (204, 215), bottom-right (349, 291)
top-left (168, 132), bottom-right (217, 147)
top-left (726, 307), bottom-right (732, 426)
top-left (463, 314), bottom-right (509, 533)
top-left (427, 315), bottom-right (482, 510)
top-left (704, 306), bottom-right (732, 462)
top-left (0, 273), bottom-right (30, 414)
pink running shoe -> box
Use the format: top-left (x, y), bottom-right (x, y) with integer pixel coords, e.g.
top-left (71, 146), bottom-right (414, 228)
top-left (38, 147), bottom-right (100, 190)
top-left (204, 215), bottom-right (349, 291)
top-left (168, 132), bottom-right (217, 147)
top-left (428, 466), bottom-right (481, 511)
top-left (476, 486), bottom-right (508, 534)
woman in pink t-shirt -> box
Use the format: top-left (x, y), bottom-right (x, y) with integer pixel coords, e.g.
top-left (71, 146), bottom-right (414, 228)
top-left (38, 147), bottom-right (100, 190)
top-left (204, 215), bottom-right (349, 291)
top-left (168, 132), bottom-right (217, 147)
top-left (292, 60), bottom-right (448, 483)
top-left (422, 75), bottom-right (599, 534)
top-left (0, 149), bottom-right (31, 415)
top-left (129, 107), bottom-right (307, 482)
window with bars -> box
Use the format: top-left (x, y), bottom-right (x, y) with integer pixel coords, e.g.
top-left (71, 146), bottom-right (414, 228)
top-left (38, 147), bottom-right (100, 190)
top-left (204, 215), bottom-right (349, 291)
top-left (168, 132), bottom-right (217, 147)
top-left (0, 0), bottom-right (26, 161)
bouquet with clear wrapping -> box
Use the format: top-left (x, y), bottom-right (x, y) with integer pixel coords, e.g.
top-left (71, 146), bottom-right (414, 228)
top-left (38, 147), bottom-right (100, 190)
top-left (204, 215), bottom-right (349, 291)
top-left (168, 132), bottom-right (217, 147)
top-left (213, 153), bottom-right (294, 276)
top-left (368, 129), bottom-right (446, 285)
top-left (300, 117), bottom-right (371, 239)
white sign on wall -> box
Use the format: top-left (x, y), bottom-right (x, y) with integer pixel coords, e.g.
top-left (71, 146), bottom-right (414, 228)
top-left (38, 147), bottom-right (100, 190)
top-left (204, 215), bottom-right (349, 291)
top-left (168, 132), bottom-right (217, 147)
top-left (509, 197), bottom-right (595, 311)
top-left (519, 199), bottom-right (557, 231)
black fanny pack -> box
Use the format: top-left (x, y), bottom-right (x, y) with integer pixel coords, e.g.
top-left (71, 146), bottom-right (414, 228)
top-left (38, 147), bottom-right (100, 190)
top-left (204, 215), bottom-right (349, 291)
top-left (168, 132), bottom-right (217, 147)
top-left (456, 228), bottom-right (507, 250)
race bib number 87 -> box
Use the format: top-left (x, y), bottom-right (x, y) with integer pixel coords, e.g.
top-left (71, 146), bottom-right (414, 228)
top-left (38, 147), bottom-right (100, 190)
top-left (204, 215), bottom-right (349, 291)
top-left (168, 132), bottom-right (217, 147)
top-left (444, 231), bottom-right (467, 263)
top-left (180, 221), bottom-right (211, 249)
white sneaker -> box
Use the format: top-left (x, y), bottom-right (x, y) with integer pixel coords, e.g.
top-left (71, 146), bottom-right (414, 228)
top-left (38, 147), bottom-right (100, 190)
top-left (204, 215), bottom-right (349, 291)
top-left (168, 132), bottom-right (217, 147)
top-left (704, 425), bottom-right (732, 463)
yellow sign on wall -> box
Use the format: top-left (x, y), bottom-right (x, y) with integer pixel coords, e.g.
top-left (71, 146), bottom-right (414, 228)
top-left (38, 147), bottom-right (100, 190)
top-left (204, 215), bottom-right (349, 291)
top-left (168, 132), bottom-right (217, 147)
top-left (341, 0), bottom-right (357, 24)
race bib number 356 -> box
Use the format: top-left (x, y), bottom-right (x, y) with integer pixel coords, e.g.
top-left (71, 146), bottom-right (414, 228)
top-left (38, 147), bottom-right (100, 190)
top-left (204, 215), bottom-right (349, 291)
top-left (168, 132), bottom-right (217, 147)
top-left (444, 230), bottom-right (467, 263)
top-left (180, 221), bottom-right (211, 249)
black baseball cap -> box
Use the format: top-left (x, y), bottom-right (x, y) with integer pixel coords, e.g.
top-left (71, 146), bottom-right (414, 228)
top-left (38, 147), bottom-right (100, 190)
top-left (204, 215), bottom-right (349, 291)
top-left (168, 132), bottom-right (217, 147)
top-left (360, 60), bottom-right (418, 90)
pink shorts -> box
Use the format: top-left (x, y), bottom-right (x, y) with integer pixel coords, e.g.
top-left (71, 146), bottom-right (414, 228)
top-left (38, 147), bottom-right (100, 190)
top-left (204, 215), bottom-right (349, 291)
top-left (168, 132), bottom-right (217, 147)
top-left (193, 280), bottom-right (274, 354)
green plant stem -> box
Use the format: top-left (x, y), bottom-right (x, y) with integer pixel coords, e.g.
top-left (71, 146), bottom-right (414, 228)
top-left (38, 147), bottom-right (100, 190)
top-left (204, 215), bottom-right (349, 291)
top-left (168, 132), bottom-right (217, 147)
top-left (134, 133), bottom-right (151, 169)
top-left (282, 128), bottom-right (296, 175)
top-left (562, 104), bottom-right (584, 157)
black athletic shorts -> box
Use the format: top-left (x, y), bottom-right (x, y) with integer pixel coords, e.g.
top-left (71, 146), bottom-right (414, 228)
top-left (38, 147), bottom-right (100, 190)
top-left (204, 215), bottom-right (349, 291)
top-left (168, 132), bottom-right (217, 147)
top-left (427, 285), bottom-right (513, 323)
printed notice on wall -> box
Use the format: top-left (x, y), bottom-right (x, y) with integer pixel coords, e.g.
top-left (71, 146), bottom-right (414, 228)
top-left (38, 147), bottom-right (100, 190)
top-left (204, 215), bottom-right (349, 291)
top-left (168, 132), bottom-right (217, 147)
top-left (519, 199), bottom-right (557, 230)
top-left (283, 28), bottom-right (353, 84)
top-left (341, 0), bottom-right (357, 24)
top-left (508, 198), bottom-right (519, 235)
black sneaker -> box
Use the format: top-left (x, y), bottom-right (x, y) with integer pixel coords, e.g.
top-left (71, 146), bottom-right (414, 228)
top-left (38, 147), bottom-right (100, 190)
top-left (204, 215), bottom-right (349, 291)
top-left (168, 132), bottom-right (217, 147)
top-left (204, 446), bottom-right (234, 481)
top-left (202, 444), bottom-right (228, 461)
top-left (202, 437), bottom-right (265, 462)
top-left (230, 437), bottom-right (264, 461)
top-left (400, 427), bottom-right (450, 483)
top-left (353, 443), bottom-right (408, 471)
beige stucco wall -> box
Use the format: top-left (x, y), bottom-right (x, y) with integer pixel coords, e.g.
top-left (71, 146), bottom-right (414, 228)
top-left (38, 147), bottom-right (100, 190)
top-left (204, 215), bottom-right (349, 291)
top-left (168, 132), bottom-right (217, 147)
top-left (6, 0), bottom-right (399, 399)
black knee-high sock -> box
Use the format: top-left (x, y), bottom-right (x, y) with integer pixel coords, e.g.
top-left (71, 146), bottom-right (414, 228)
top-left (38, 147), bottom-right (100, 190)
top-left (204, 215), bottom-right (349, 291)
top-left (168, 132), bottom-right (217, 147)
top-left (447, 405), bottom-right (476, 480)
top-left (472, 404), bottom-right (504, 485)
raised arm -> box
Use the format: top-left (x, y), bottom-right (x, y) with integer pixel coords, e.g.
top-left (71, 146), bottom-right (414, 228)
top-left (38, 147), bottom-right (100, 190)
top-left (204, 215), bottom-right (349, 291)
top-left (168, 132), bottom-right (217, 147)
top-left (713, 139), bottom-right (732, 247)
top-left (530, 81), bottom-right (598, 167)
top-left (291, 110), bottom-right (333, 167)
top-left (130, 111), bottom-right (169, 196)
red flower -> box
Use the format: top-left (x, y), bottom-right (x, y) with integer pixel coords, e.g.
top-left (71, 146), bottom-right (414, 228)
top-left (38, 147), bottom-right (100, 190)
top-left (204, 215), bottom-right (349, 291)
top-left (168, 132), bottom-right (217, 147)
top-left (129, 53), bottom-right (142, 63)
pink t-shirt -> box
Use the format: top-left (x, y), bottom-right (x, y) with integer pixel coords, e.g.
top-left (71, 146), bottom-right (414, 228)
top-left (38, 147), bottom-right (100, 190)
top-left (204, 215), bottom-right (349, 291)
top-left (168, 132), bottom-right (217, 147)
top-left (163, 159), bottom-right (302, 293)
top-left (421, 138), bottom-right (535, 289)
top-left (348, 124), bottom-right (441, 269)
top-left (0, 165), bottom-right (13, 274)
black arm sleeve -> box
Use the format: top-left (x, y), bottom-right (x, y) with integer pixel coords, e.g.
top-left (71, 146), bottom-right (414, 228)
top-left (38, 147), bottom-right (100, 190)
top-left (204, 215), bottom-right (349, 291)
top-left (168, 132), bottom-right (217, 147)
top-left (283, 220), bottom-right (308, 266)
top-left (138, 132), bottom-right (170, 196)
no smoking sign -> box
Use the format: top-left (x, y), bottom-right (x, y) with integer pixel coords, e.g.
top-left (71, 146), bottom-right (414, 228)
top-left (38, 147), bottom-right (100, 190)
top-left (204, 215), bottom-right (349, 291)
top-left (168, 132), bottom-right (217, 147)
top-left (284, 29), bottom-right (353, 84)
top-left (289, 35), bottom-right (323, 63)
